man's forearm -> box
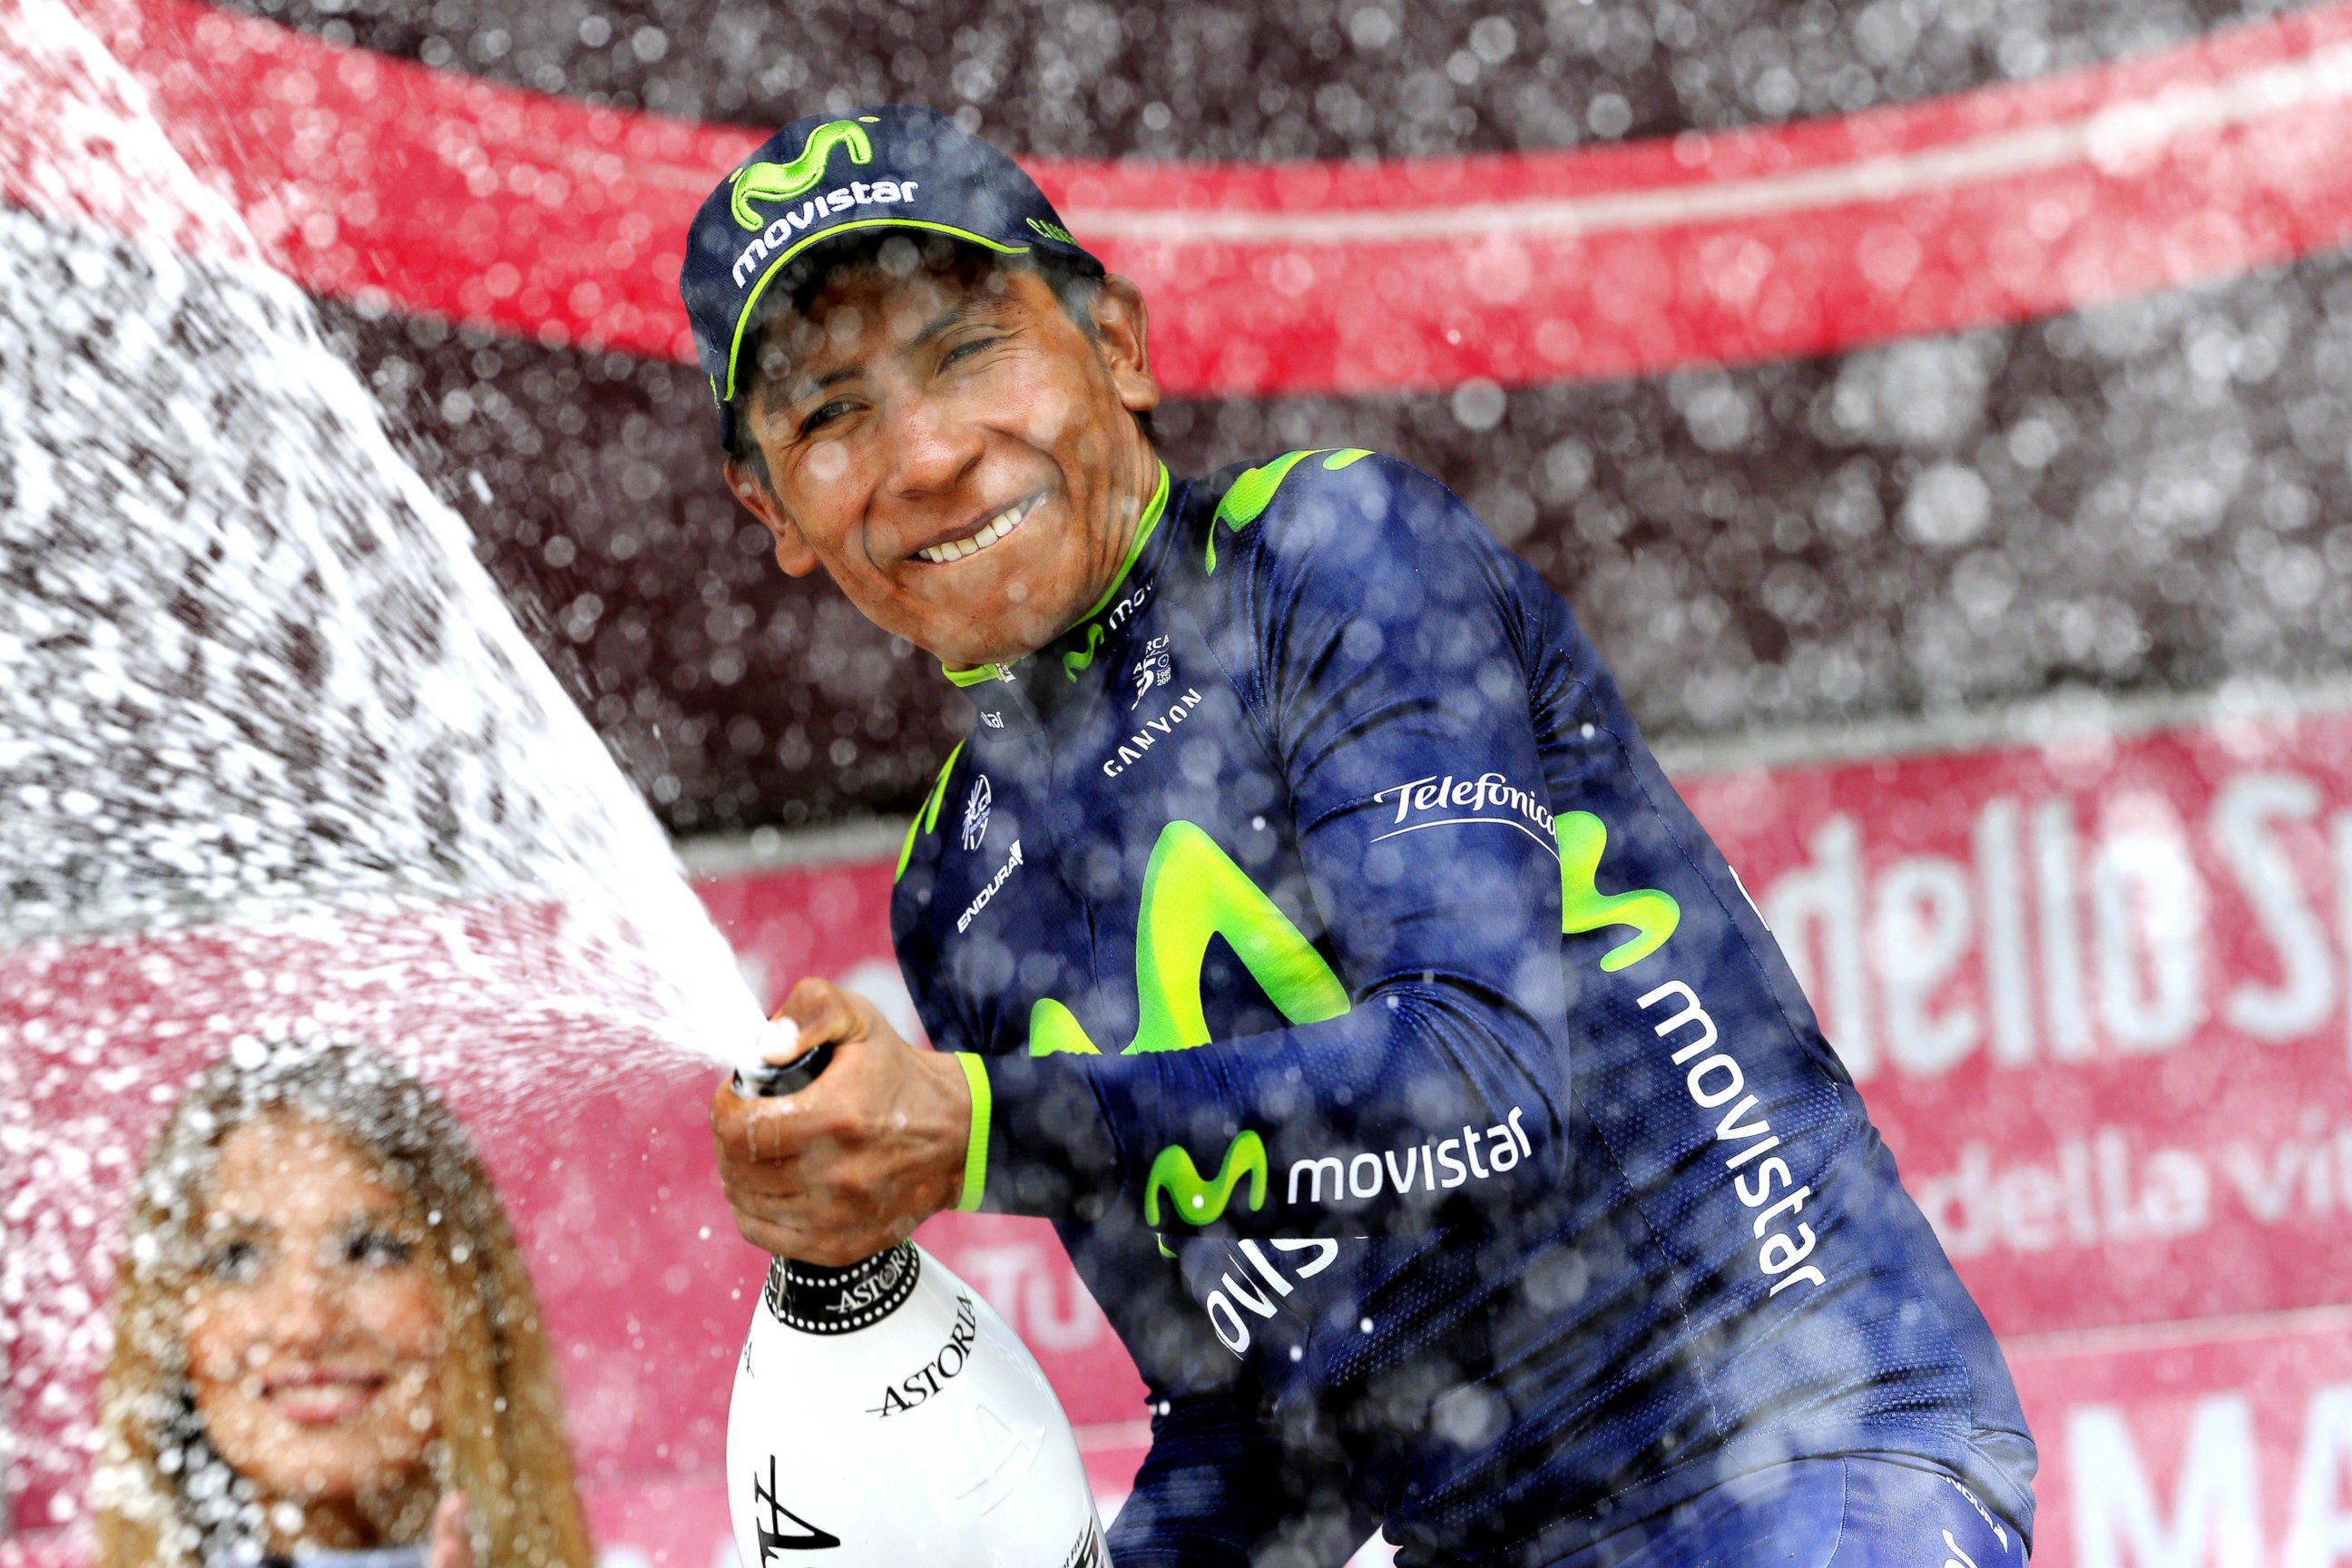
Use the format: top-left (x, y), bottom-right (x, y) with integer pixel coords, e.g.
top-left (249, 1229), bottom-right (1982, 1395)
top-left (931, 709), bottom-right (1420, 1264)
top-left (964, 975), bottom-right (1562, 1238)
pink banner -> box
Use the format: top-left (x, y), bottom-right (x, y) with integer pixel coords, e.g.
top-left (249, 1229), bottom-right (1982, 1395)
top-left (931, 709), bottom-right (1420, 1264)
top-left (10, 703), bottom-right (2351, 1565)
top-left (2008, 1309), bottom-right (2352, 1566)
top-left (1679, 709), bottom-right (2352, 1337)
top-left (691, 702), bottom-right (2352, 1565)
top-left (703, 705), bottom-right (2352, 1348)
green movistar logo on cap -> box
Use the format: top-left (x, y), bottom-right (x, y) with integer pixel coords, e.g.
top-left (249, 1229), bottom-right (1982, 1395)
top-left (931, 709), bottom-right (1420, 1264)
top-left (1144, 1132), bottom-right (1269, 1228)
top-left (730, 117), bottom-right (880, 230)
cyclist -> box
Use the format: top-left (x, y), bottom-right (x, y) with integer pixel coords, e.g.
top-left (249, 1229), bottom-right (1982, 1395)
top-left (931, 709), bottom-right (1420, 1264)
top-left (691, 105), bottom-right (2035, 1566)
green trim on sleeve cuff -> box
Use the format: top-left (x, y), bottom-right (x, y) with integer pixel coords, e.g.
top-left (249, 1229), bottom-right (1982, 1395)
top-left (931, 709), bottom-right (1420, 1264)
top-left (952, 1052), bottom-right (992, 1213)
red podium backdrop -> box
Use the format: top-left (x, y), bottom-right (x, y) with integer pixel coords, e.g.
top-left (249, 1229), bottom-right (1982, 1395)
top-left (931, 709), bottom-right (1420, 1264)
top-left (8, 698), bottom-right (2352, 1566)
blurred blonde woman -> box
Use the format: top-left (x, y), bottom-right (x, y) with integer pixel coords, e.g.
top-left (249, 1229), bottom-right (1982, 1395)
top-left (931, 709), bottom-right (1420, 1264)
top-left (95, 1037), bottom-right (593, 1568)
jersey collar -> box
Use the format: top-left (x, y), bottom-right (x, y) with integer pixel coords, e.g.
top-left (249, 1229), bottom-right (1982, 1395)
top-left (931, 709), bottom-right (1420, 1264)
top-left (940, 461), bottom-right (1174, 725)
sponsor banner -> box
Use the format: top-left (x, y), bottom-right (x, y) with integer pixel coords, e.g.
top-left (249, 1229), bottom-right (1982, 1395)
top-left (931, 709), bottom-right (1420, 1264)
top-left (703, 704), bottom-right (2352, 1344)
top-left (11, 705), bottom-right (2349, 1553)
top-left (1677, 706), bottom-right (2352, 1335)
top-left (682, 700), bottom-right (2352, 1553)
top-left (36, 0), bottom-right (2352, 396)
top-left (2008, 1308), bottom-right (2352, 1567)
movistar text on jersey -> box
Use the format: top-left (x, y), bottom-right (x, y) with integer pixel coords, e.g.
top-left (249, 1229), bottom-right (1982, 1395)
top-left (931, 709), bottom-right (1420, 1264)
top-left (1288, 1108), bottom-right (1534, 1204)
top-left (1640, 979), bottom-right (1829, 1298)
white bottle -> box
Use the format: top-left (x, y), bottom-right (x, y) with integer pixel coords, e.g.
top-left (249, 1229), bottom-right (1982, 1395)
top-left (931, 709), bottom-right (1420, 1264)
top-left (726, 1050), bottom-right (1106, 1568)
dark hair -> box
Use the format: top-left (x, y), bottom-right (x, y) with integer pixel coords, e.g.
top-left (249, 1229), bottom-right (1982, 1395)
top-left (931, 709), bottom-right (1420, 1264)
top-left (724, 234), bottom-right (1152, 485)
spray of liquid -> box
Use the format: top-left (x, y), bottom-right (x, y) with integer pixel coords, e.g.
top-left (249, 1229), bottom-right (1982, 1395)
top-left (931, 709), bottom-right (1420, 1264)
top-left (0, 0), bottom-right (780, 1533)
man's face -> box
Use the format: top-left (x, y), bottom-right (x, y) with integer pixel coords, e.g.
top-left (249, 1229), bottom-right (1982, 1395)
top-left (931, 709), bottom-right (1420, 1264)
top-left (725, 251), bottom-right (1161, 667)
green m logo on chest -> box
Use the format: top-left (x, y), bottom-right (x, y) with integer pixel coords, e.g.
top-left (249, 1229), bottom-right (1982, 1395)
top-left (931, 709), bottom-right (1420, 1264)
top-left (1556, 811), bottom-right (1680, 971)
top-left (1028, 808), bottom-right (1677, 1230)
top-left (730, 117), bottom-right (880, 230)
top-left (1026, 818), bottom-right (1348, 1230)
top-left (1027, 819), bottom-right (1350, 1058)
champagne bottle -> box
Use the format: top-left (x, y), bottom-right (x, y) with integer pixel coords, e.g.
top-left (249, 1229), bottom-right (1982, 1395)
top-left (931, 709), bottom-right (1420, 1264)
top-left (725, 1046), bottom-right (1107, 1568)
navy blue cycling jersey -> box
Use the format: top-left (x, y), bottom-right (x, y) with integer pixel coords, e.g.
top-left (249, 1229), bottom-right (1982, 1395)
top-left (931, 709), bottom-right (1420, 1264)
top-left (890, 451), bottom-right (2036, 1566)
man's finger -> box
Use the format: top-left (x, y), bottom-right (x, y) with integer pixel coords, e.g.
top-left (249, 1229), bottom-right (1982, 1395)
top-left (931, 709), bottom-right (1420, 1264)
top-left (731, 1211), bottom-right (786, 1253)
top-left (715, 1154), bottom-right (821, 1198)
top-left (726, 1179), bottom-right (860, 1230)
top-left (729, 1185), bottom-right (899, 1259)
top-left (710, 1079), bottom-right (831, 1162)
top-left (734, 1211), bottom-right (820, 1259)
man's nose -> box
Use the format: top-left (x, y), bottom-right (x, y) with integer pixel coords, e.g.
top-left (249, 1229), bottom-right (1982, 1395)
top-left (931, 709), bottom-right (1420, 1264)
top-left (882, 393), bottom-right (982, 500)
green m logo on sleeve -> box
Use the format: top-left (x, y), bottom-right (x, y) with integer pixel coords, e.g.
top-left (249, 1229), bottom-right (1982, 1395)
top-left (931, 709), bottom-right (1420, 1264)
top-left (1145, 1131), bottom-right (1269, 1227)
top-left (730, 117), bottom-right (881, 229)
top-left (1556, 810), bottom-right (1680, 970)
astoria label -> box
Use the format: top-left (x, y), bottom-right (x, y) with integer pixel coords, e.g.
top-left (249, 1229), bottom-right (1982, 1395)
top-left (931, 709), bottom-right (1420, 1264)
top-left (867, 1291), bottom-right (980, 1416)
top-left (763, 1242), bottom-right (922, 1334)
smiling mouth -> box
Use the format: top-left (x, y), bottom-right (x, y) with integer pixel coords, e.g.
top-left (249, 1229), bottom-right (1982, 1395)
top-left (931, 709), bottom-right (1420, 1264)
top-left (916, 495), bottom-right (1040, 565)
top-left (263, 1369), bottom-right (387, 1426)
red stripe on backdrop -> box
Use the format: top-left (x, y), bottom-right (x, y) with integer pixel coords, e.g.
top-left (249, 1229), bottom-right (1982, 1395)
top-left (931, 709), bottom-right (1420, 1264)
top-left (19, 0), bottom-right (2352, 397)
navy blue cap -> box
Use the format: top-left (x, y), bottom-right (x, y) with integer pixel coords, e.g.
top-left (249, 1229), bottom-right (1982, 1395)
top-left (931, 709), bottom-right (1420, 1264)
top-left (680, 104), bottom-right (1101, 447)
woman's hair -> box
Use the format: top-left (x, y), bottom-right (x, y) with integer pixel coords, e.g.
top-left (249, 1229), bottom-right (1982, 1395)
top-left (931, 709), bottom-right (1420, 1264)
top-left (93, 1037), bottom-right (593, 1568)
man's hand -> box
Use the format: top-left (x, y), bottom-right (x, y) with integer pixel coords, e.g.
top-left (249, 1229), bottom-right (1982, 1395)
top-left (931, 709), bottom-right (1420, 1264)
top-left (710, 977), bottom-right (972, 1266)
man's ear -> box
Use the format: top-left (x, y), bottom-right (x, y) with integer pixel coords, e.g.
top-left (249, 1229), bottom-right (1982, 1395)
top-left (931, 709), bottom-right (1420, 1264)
top-left (1092, 275), bottom-right (1161, 415)
top-left (724, 457), bottom-right (818, 577)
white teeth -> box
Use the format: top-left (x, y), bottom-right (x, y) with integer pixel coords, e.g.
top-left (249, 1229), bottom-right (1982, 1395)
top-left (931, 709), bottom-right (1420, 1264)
top-left (918, 496), bottom-right (1034, 564)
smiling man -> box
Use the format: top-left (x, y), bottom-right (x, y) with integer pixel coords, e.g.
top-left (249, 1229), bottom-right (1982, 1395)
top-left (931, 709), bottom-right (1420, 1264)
top-left (685, 106), bottom-right (2037, 1568)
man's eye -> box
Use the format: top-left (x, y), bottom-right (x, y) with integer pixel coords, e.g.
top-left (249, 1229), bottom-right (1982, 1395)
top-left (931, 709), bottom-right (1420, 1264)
top-left (201, 1240), bottom-right (261, 1283)
top-left (347, 1229), bottom-right (416, 1269)
top-left (941, 337), bottom-right (1000, 367)
top-left (799, 400), bottom-right (854, 436)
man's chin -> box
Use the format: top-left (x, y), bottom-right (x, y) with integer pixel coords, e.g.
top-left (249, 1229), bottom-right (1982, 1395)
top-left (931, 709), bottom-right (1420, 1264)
top-left (927, 612), bottom-right (1071, 672)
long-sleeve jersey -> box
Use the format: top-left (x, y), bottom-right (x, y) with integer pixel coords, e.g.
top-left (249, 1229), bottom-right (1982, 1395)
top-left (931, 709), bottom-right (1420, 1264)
top-left (890, 450), bottom-right (2036, 1566)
